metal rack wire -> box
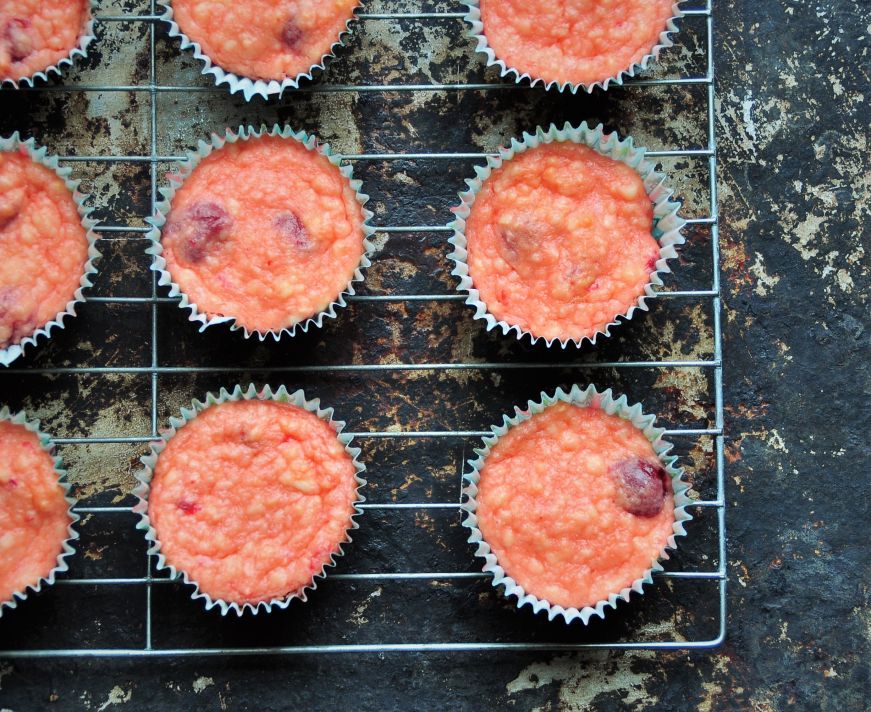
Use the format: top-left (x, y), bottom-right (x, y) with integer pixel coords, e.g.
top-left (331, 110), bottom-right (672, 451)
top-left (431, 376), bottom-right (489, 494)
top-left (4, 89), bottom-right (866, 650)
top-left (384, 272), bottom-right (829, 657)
top-left (0, 1), bottom-right (725, 657)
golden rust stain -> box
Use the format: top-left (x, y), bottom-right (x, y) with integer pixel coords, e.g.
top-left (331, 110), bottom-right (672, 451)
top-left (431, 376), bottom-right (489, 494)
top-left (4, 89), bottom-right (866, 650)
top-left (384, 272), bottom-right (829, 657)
top-left (390, 472), bottom-right (423, 499)
top-left (84, 544), bottom-right (108, 562)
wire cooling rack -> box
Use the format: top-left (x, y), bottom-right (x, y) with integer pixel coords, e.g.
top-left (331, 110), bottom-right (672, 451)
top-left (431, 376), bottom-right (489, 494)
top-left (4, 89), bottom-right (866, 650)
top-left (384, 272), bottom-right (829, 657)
top-left (0, 1), bottom-right (724, 656)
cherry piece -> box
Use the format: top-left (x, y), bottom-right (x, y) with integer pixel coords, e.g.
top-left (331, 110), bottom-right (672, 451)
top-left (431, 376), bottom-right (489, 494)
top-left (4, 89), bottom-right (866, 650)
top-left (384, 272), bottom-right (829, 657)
top-left (610, 457), bottom-right (668, 518)
top-left (166, 200), bottom-right (232, 264)
top-left (499, 223), bottom-right (546, 273)
top-left (0, 288), bottom-right (15, 314)
top-left (5, 18), bottom-right (34, 63)
top-left (188, 200), bottom-right (231, 234)
top-left (500, 224), bottom-right (537, 253)
top-left (177, 500), bottom-right (200, 515)
top-left (280, 18), bottom-right (304, 49)
top-left (275, 211), bottom-right (312, 250)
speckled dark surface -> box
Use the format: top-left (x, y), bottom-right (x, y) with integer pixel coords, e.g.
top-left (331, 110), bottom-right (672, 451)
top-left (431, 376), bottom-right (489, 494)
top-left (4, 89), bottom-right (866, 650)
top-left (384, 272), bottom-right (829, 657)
top-left (0, 0), bottom-right (868, 709)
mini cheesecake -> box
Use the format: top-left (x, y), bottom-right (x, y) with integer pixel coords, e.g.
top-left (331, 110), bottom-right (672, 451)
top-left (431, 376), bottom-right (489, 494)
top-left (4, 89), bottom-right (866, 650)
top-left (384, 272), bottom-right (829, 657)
top-left (478, 0), bottom-right (676, 87)
top-left (474, 401), bottom-right (675, 610)
top-left (464, 141), bottom-right (661, 343)
top-left (171, 0), bottom-right (358, 82)
top-left (0, 0), bottom-right (90, 82)
top-left (160, 134), bottom-right (366, 334)
top-left (0, 419), bottom-right (73, 605)
top-left (0, 147), bottom-right (89, 351)
top-left (147, 399), bottom-right (360, 606)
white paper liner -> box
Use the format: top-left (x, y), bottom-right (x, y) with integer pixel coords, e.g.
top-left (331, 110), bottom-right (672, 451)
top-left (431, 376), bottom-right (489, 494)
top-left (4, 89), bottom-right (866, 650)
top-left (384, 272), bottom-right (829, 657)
top-left (0, 0), bottom-right (97, 89)
top-left (158, 1), bottom-right (363, 101)
top-left (462, 1), bottom-right (684, 93)
top-left (0, 133), bottom-right (102, 367)
top-left (461, 384), bottom-right (693, 625)
top-left (0, 407), bottom-right (80, 618)
top-left (147, 124), bottom-right (375, 341)
top-left (448, 121), bottom-right (686, 349)
top-left (132, 384), bottom-right (367, 616)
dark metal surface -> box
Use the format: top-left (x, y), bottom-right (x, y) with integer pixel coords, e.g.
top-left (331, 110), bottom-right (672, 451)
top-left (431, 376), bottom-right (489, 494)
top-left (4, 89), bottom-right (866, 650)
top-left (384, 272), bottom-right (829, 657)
top-left (0, 0), bottom-right (867, 709)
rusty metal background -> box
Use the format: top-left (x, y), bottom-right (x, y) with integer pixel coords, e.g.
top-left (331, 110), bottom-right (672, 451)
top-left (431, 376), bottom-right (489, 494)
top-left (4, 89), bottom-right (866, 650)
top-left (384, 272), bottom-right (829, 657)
top-left (0, 0), bottom-right (724, 656)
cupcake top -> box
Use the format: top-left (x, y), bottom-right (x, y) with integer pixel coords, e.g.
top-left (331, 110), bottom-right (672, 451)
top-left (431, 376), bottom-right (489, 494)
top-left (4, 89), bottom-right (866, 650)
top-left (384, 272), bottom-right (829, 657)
top-left (160, 134), bottom-right (366, 334)
top-left (0, 0), bottom-right (91, 82)
top-left (0, 419), bottom-right (73, 604)
top-left (147, 399), bottom-right (360, 605)
top-left (0, 147), bottom-right (90, 352)
top-left (477, 0), bottom-right (675, 88)
top-left (171, 0), bottom-right (358, 82)
top-left (474, 401), bottom-right (675, 610)
top-left (464, 141), bottom-right (661, 343)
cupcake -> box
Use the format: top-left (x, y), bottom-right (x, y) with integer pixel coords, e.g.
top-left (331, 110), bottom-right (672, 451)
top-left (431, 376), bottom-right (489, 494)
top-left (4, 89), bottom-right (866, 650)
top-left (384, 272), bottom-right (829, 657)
top-left (150, 125), bottom-right (373, 340)
top-left (448, 122), bottom-right (685, 348)
top-left (0, 0), bottom-right (95, 87)
top-left (464, 0), bottom-right (683, 92)
top-left (161, 0), bottom-right (361, 100)
top-left (0, 407), bottom-right (78, 616)
top-left (134, 385), bottom-right (366, 615)
top-left (0, 134), bottom-right (100, 367)
top-left (462, 385), bottom-right (691, 624)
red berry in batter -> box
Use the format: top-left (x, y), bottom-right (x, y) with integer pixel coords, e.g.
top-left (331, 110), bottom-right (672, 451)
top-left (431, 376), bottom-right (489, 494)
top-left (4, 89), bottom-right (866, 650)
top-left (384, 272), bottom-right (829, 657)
top-left (0, 286), bottom-right (37, 347)
top-left (280, 18), bottom-right (304, 49)
top-left (4, 19), bottom-right (33, 63)
top-left (275, 211), bottom-right (312, 250)
top-left (166, 200), bottom-right (232, 264)
top-left (500, 224), bottom-right (532, 252)
top-left (611, 457), bottom-right (668, 518)
top-left (177, 500), bottom-right (200, 515)
top-left (0, 287), bottom-right (15, 313)
top-left (0, 2), bottom-right (90, 82)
